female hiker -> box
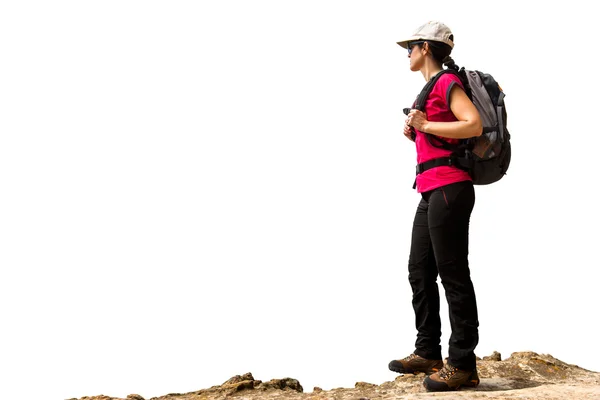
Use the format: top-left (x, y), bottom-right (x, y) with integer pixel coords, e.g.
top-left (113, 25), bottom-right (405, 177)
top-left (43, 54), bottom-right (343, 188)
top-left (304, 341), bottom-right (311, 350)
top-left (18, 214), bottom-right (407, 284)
top-left (388, 21), bottom-right (482, 392)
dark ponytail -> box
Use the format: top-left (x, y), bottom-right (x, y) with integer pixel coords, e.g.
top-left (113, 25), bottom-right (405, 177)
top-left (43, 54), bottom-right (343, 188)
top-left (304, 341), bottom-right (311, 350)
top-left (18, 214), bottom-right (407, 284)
top-left (442, 55), bottom-right (459, 71)
top-left (425, 41), bottom-right (460, 71)
top-left (426, 41), bottom-right (470, 96)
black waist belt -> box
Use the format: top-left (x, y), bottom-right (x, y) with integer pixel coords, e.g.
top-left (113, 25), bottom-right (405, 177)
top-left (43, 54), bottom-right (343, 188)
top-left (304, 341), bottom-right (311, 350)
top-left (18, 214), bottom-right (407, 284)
top-left (413, 156), bottom-right (473, 189)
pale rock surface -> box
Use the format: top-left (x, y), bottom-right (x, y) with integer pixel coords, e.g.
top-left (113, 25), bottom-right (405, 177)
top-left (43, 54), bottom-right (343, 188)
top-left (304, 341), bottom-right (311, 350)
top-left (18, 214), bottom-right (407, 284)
top-left (71, 351), bottom-right (600, 400)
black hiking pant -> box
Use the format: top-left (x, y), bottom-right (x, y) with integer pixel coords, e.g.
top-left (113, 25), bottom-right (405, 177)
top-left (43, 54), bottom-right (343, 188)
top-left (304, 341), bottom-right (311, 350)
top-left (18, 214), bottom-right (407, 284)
top-left (408, 180), bottom-right (479, 371)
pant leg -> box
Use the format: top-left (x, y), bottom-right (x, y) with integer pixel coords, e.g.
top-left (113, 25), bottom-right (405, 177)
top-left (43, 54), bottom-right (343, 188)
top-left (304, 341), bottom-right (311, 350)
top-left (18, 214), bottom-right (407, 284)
top-left (408, 197), bottom-right (443, 360)
top-left (427, 181), bottom-right (479, 370)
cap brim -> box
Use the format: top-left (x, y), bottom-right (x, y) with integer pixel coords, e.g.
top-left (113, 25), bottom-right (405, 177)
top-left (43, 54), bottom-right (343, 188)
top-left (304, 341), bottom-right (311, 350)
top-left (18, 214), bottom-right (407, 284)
top-left (396, 36), bottom-right (454, 49)
top-left (396, 35), bottom-right (422, 49)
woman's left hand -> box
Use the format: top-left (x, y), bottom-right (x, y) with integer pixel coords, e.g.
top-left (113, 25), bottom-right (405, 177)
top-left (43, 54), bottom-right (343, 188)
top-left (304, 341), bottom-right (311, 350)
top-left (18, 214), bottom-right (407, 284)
top-left (407, 109), bottom-right (428, 132)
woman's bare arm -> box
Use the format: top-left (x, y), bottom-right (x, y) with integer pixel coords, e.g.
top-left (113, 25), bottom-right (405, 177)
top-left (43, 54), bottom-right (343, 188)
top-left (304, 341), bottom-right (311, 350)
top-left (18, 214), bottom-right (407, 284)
top-left (407, 85), bottom-right (482, 139)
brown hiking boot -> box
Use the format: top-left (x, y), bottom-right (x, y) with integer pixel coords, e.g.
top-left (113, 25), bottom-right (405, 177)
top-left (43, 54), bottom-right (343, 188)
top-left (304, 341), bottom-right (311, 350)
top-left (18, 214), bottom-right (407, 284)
top-left (423, 363), bottom-right (480, 391)
top-left (388, 353), bottom-right (443, 375)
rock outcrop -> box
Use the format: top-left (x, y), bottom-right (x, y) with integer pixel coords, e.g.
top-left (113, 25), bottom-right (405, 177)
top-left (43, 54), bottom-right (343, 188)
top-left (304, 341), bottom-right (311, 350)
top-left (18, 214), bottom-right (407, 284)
top-left (72, 351), bottom-right (600, 400)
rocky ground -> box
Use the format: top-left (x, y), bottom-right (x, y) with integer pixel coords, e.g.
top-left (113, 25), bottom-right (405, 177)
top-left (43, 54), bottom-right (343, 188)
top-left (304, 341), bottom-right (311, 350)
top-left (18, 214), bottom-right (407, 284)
top-left (72, 351), bottom-right (600, 400)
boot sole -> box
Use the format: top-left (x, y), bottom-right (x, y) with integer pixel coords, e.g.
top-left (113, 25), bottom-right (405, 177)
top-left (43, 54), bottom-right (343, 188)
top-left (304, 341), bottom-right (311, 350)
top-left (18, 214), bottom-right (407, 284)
top-left (389, 365), bottom-right (442, 375)
top-left (423, 377), bottom-right (480, 391)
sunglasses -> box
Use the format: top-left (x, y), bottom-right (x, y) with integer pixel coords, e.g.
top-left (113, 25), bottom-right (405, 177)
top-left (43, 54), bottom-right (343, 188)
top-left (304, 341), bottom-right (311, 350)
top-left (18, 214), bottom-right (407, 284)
top-left (407, 41), bottom-right (426, 55)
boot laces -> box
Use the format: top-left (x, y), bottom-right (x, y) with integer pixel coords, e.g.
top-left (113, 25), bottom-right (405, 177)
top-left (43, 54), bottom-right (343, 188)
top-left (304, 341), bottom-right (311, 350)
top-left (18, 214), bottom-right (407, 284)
top-left (439, 364), bottom-right (458, 380)
top-left (402, 353), bottom-right (418, 362)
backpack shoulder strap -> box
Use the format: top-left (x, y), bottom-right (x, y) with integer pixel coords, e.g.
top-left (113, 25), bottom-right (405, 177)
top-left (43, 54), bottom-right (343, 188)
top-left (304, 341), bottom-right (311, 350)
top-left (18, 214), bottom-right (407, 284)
top-left (414, 69), bottom-right (466, 152)
top-left (414, 69), bottom-right (461, 111)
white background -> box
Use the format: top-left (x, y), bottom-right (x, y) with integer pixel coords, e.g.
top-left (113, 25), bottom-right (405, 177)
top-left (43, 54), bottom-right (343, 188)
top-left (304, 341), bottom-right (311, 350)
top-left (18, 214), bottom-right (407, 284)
top-left (1, 1), bottom-right (598, 399)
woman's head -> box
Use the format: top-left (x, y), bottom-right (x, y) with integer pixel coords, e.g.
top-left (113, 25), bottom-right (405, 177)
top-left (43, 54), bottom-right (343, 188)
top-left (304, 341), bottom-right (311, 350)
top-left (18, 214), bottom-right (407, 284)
top-left (398, 21), bottom-right (459, 71)
top-left (397, 21), bottom-right (454, 49)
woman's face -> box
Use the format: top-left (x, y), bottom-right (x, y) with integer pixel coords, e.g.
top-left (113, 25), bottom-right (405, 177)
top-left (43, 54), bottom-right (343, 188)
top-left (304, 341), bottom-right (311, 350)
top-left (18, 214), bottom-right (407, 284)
top-left (407, 42), bottom-right (426, 71)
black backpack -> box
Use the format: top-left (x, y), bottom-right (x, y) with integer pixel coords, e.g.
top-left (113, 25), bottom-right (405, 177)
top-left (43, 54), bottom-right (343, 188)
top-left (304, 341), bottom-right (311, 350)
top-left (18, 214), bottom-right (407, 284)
top-left (406, 68), bottom-right (511, 186)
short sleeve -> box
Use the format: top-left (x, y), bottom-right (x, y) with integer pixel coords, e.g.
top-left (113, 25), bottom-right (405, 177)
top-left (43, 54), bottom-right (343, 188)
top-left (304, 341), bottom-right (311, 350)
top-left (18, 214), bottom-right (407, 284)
top-left (431, 73), bottom-right (465, 111)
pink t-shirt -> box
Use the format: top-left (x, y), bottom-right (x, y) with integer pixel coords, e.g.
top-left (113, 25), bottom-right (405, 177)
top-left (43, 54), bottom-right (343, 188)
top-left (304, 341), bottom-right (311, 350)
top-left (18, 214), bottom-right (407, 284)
top-left (414, 72), bottom-right (472, 193)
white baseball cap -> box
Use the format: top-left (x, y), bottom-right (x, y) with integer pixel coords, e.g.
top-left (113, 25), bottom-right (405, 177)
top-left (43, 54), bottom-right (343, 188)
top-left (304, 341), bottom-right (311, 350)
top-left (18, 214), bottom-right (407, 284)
top-left (396, 21), bottom-right (454, 49)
